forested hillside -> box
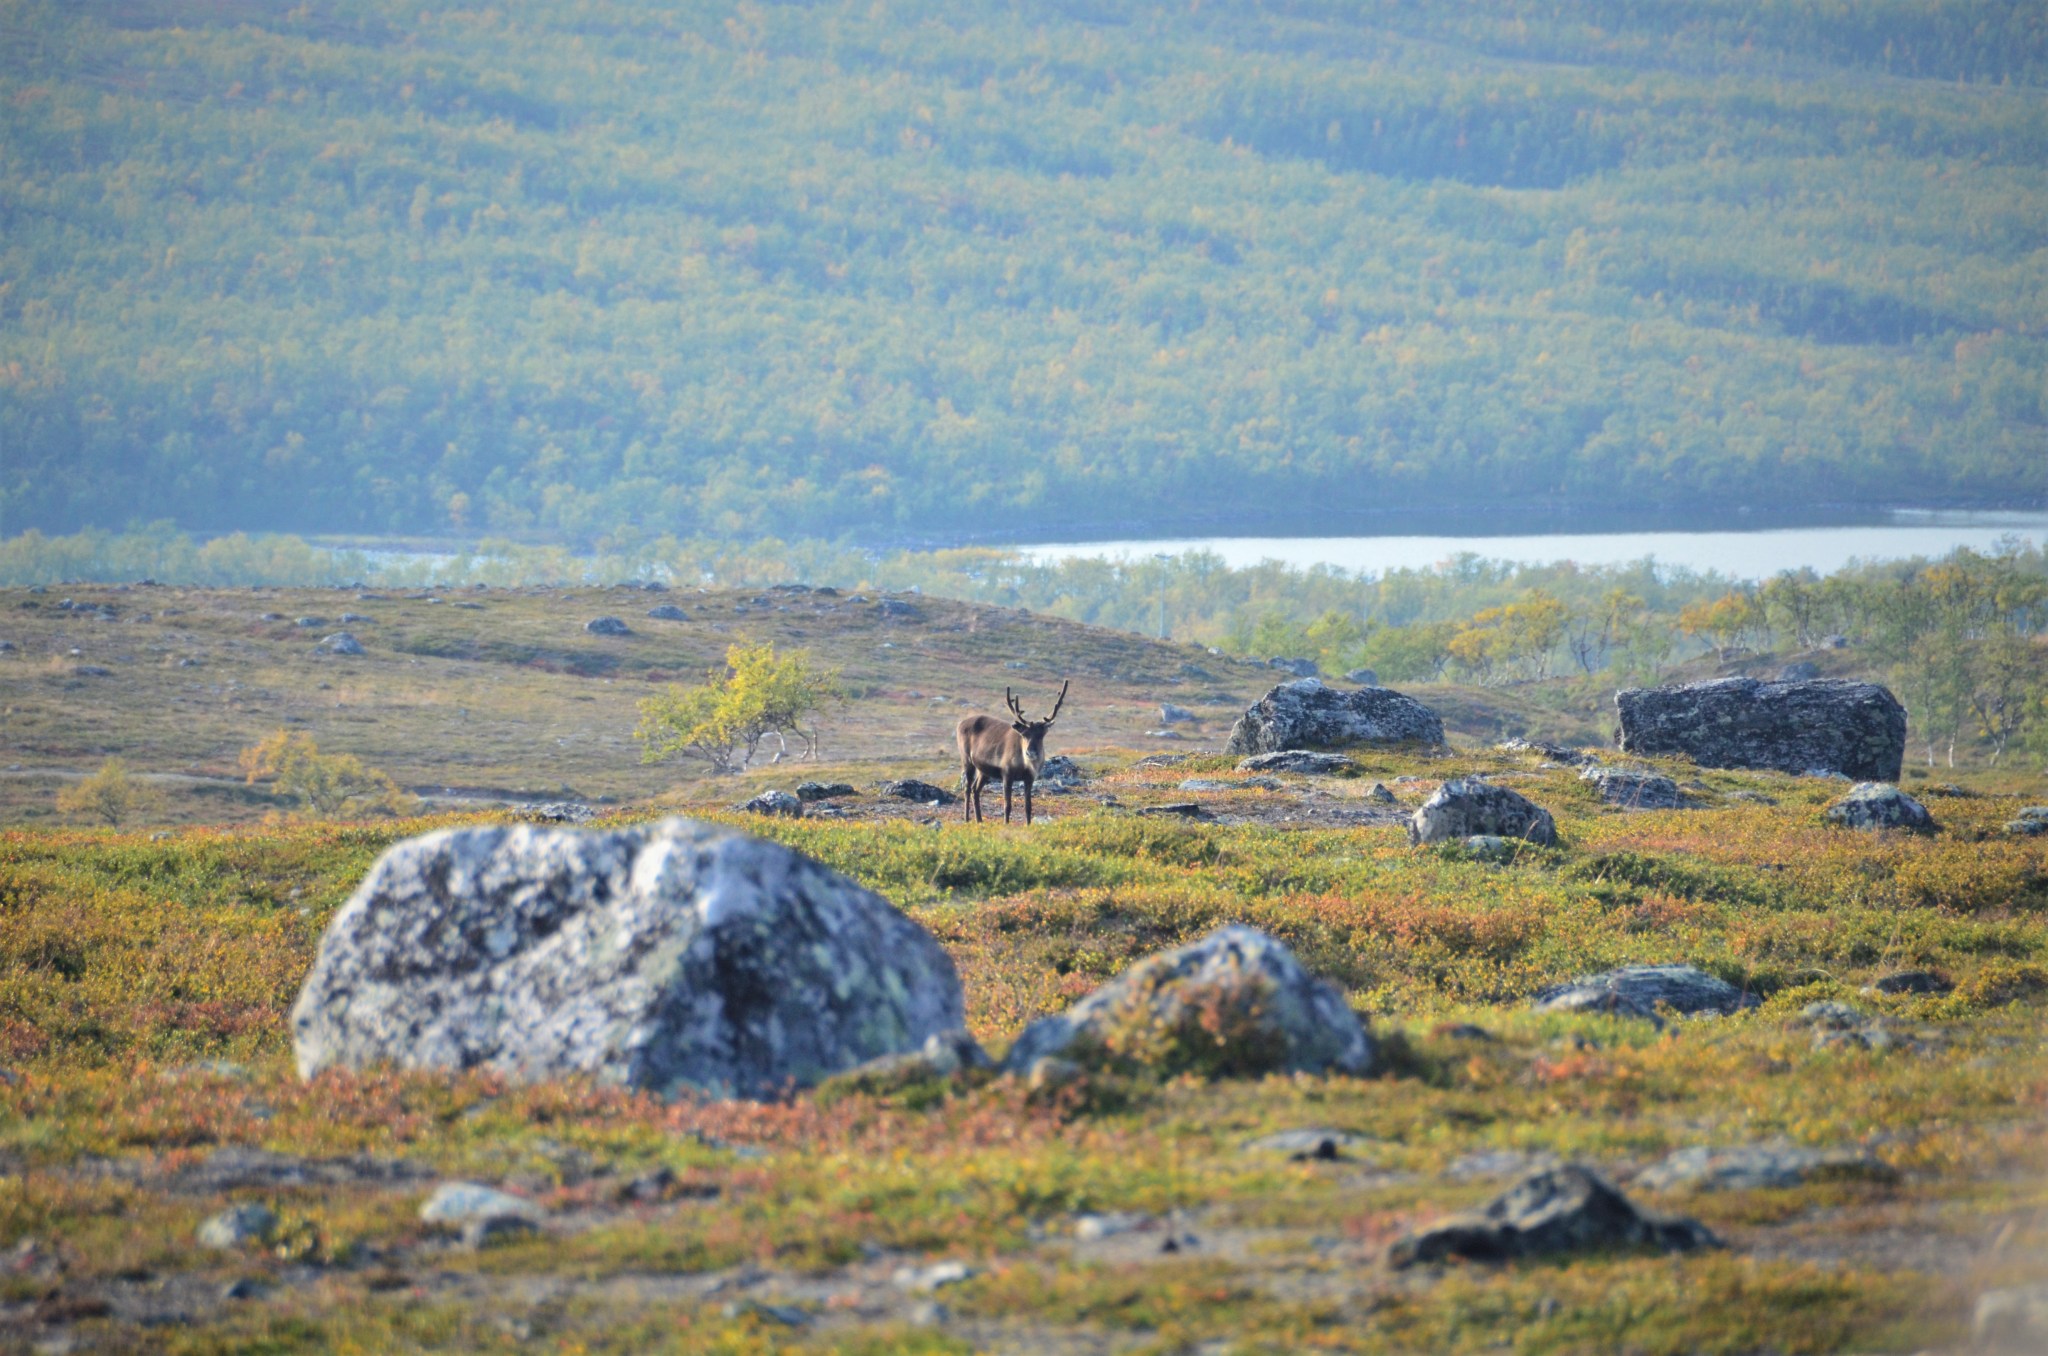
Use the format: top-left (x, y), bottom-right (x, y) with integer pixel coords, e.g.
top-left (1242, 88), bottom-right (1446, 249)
top-left (3, 0), bottom-right (2045, 541)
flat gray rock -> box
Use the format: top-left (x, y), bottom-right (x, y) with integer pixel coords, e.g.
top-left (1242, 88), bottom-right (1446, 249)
top-left (584, 616), bottom-right (633, 636)
top-left (319, 632), bottom-right (365, 656)
top-left (197, 1203), bottom-right (278, 1250)
top-left (1237, 750), bottom-right (1356, 775)
top-left (1615, 677), bottom-right (1906, 781)
top-left (1226, 679), bottom-right (1443, 756)
top-left (1388, 1165), bottom-right (1718, 1268)
top-left (420, 1182), bottom-right (542, 1228)
top-left (740, 789), bottom-right (803, 817)
top-left (1002, 924), bottom-right (1371, 1078)
top-left (1580, 766), bottom-right (1688, 810)
top-left (292, 819), bottom-right (965, 1099)
top-left (1178, 777), bottom-right (1282, 792)
top-left (1409, 779), bottom-right (1557, 847)
top-left (1823, 782), bottom-right (1933, 831)
top-left (646, 605), bottom-right (689, 621)
top-left (1635, 1143), bottom-right (1896, 1193)
top-left (1532, 964), bottom-right (1758, 1019)
top-left (878, 778), bottom-right (956, 805)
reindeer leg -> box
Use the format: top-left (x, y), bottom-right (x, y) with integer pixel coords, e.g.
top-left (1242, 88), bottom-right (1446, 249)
top-left (1003, 775), bottom-right (1014, 824)
top-left (1024, 778), bottom-right (1033, 826)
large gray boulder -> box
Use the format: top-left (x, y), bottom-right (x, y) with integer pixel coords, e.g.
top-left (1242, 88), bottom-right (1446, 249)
top-left (1002, 925), bottom-right (1371, 1079)
top-left (1226, 679), bottom-right (1443, 756)
top-left (1614, 677), bottom-right (1906, 782)
top-left (1823, 782), bottom-right (1933, 831)
top-left (292, 819), bottom-right (964, 1099)
top-left (1409, 779), bottom-right (1558, 847)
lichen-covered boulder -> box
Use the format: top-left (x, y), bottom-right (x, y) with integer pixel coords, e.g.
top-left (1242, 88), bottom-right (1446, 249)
top-left (1409, 779), bottom-right (1558, 847)
top-left (1226, 679), bottom-right (1443, 756)
top-left (292, 819), bottom-right (965, 1099)
top-left (1614, 677), bottom-right (1906, 781)
top-left (1386, 1165), bottom-right (1719, 1268)
top-left (740, 789), bottom-right (803, 818)
top-left (1001, 925), bottom-right (1372, 1079)
top-left (1823, 782), bottom-right (1933, 831)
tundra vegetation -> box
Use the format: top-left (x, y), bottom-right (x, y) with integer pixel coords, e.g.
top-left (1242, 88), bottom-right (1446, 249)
top-left (0, 583), bottom-right (2043, 1351)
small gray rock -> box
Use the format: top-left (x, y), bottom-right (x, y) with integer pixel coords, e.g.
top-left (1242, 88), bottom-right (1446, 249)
top-left (1132, 754), bottom-right (1189, 768)
top-left (1496, 738), bottom-right (1595, 766)
top-left (419, 1182), bottom-right (542, 1229)
top-left (878, 778), bottom-right (955, 805)
top-left (1158, 703), bottom-right (1198, 724)
top-left (1342, 668), bottom-right (1379, 686)
top-left (1863, 969), bottom-right (1952, 996)
top-left (1037, 755), bottom-right (1086, 789)
top-left (1532, 964), bottom-right (1757, 1019)
top-left (197, 1203), bottom-right (278, 1249)
top-left (1266, 656), bottom-right (1320, 678)
top-left (293, 616), bottom-right (327, 628)
top-left (1635, 1143), bottom-right (1896, 1193)
top-left (1776, 661), bottom-right (1821, 681)
top-left (1002, 924), bottom-right (1372, 1078)
top-left (1386, 1165), bottom-right (1718, 1268)
top-left (1366, 782), bottom-right (1396, 803)
top-left (1137, 802), bottom-right (1203, 817)
top-left (794, 781), bottom-right (855, 802)
top-left (875, 599), bottom-right (921, 620)
top-left (1822, 783), bottom-right (1933, 832)
top-left (584, 616), bottom-right (633, 636)
top-left (1241, 1128), bottom-right (1369, 1162)
top-left (723, 1299), bottom-right (811, 1327)
top-left (1410, 779), bottom-right (1558, 847)
top-left (319, 632), bottom-right (365, 656)
top-left (646, 605), bottom-right (689, 621)
top-left (1178, 777), bottom-right (1282, 792)
top-left (2003, 806), bottom-right (2048, 837)
top-left (1237, 750), bottom-right (1356, 775)
top-left (462, 1215), bottom-right (540, 1248)
top-left (894, 1260), bottom-right (974, 1292)
top-left (72, 664), bottom-right (114, 677)
top-left (740, 789), bottom-right (803, 818)
top-left (1073, 1211), bottom-right (1151, 1240)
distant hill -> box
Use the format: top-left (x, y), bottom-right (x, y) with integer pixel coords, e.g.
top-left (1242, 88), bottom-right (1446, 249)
top-left (3, 0), bottom-right (2044, 541)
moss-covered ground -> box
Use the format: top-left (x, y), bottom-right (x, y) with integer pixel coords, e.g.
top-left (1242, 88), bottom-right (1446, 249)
top-left (2, 732), bottom-right (2044, 1352)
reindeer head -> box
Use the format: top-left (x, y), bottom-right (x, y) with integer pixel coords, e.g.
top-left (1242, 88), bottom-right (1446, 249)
top-left (1006, 681), bottom-right (1069, 773)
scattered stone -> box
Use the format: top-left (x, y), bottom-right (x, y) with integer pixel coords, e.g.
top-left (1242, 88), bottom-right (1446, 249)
top-left (1144, 729), bottom-right (1184, 739)
top-left (1137, 802), bottom-right (1203, 818)
top-left (1776, 661), bottom-right (1820, 681)
top-left (875, 599), bottom-right (921, 620)
top-left (1461, 835), bottom-right (1520, 860)
top-left (1036, 755), bottom-right (1086, 789)
top-left (877, 778), bottom-right (955, 805)
top-left (906, 1300), bottom-right (949, 1326)
top-left (292, 616), bottom-right (327, 628)
top-left (1496, 737), bottom-right (1595, 765)
top-left (1614, 677), bottom-right (1906, 782)
top-left (292, 819), bottom-right (967, 1099)
top-left (739, 790), bottom-right (803, 818)
top-left (1002, 924), bottom-right (1372, 1078)
top-left (1237, 750), bottom-right (1356, 775)
top-left (1864, 969), bottom-right (1953, 997)
top-left (1241, 1128), bottom-right (1369, 1162)
top-left (2003, 806), bottom-right (2048, 837)
top-left (72, 664), bottom-right (114, 677)
top-left (1409, 779), bottom-right (1558, 847)
top-left (1822, 782), bottom-right (1933, 831)
top-left (583, 616), bottom-right (633, 636)
top-left (1227, 679), bottom-right (1444, 756)
top-left (794, 781), bottom-right (855, 802)
top-left (1158, 703), bottom-right (1198, 724)
top-left (1366, 782), bottom-right (1396, 803)
top-left (218, 1277), bottom-right (268, 1302)
top-left (1794, 1000), bottom-right (1868, 1029)
top-left (1132, 754), bottom-right (1189, 768)
top-left (827, 1029), bottom-right (993, 1093)
top-left (1532, 965), bottom-right (1757, 1019)
top-left (894, 1261), bottom-right (974, 1292)
top-left (522, 802), bottom-right (595, 824)
top-left (1921, 782), bottom-right (1971, 797)
top-left (1266, 656), bottom-right (1320, 677)
top-left (1974, 1285), bottom-right (2048, 1353)
top-left (1635, 1143), bottom-right (1896, 1193)
top-left (339, 612), bottom-right (370, 623)
top-left (318, 632), bottom-right (365, 656)
top-left (260, 612), bottom-right (286, 622)
top-left (646, 605), bottom-right (689, 621)
top-left (420, 1182), bottom-right (543, 1231)
top-left (196, 1203), bottom-right (278, 1250)
top-left (1178, 777), bottom-right (1282, 792)
top-left (1386, 1165), bottom-right (1719, 1268)
top-left (1343, 668), bottom-right (1379, 686)
top-left (723, 1299), bottom-right (811, 1327)
top-left (1579, 765), bottom-right (1688, 810)
top-left (1073, 1211), bottom-right (1151, 1241)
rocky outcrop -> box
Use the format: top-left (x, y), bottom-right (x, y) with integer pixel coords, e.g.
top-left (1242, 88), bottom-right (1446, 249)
top-left (1226, 679), bottom-right (1443, 756)
top-left (1002, 925), bottom-right (1372, 1079)
top-left (1822, 782), bottom-right (1933, 831)
top-left (1408, 779), bottom-right (1558, 847)
top-left (1386, 1165), bottom-right (1719, 1268)
top-left (292, 819), bottom-right (965, 1099)
top-left (2005, 807), bottom-right (2048, 837)
top-left (318, 632), bottom-right (365, 656)
top-left (1532, 964), bottom-right (1757, 1018)
top-left (1614, 677), bottom-right (1906, 781)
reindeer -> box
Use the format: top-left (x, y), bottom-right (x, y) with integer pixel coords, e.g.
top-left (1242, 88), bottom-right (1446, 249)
top-left (956, 681), bottom-right (1069, 825)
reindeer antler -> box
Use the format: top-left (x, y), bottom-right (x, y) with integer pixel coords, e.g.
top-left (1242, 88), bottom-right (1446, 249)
top-left (1006, 687), bottom-right (1027, 721)
top-left (1044, 679), bottom-right (1070, 725)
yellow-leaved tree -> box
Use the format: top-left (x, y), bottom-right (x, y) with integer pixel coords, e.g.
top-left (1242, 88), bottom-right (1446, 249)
top-left (634, 642), bottom-right (842, 774)
top-left (56, 757), bottom-right (162, 826)
top-left (238, 730), bottom-right (417, 817)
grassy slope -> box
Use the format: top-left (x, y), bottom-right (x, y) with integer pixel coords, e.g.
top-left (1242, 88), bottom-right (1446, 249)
top-left (0, 770), bottom-right (2045, 1345)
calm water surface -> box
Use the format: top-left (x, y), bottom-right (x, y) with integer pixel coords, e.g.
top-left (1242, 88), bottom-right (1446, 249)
top-left (1018, 510), bottom-right (2048, 578)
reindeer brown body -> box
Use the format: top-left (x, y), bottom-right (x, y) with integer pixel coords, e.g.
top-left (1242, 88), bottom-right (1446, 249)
top-left (957, 682), bottom-right (1068, 825)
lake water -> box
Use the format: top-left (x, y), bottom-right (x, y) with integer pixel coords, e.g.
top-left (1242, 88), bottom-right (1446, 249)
top-left (1017, 509), bottom-right (2048, 579)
